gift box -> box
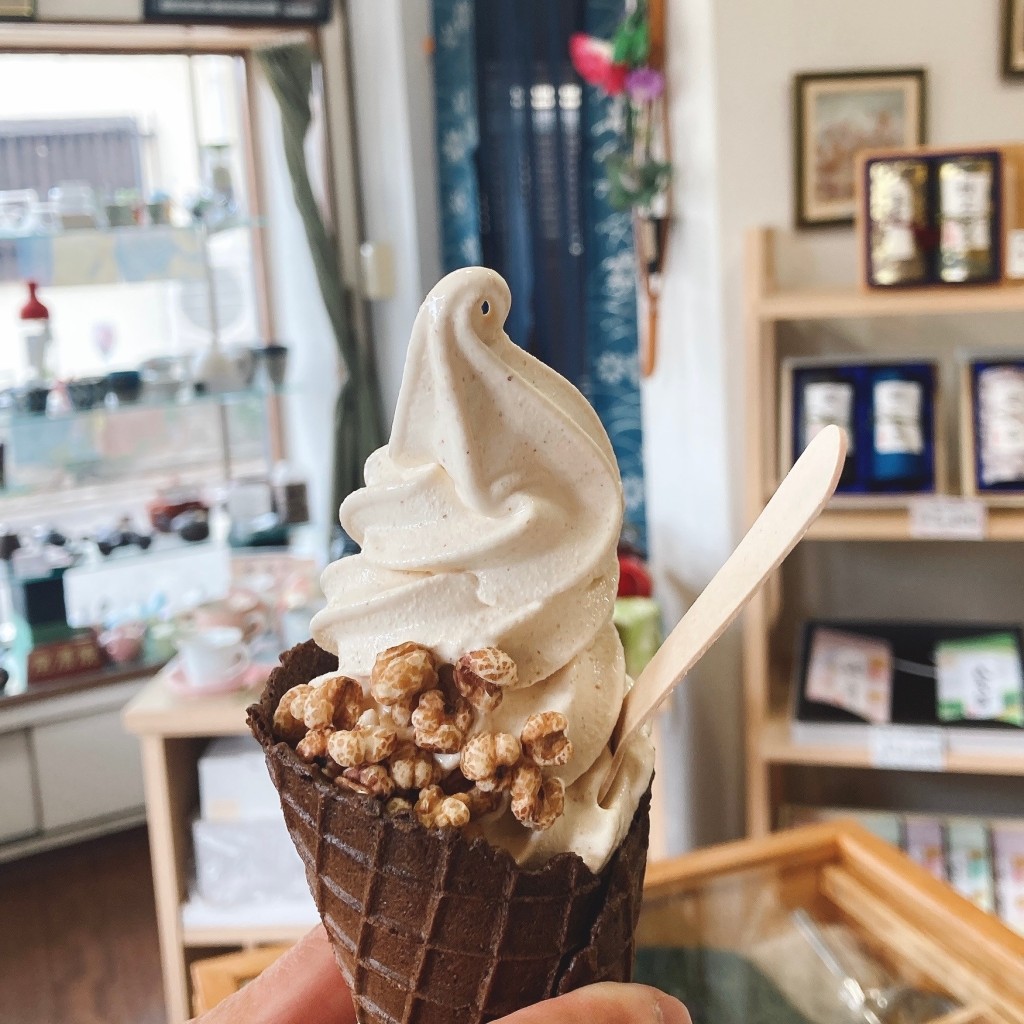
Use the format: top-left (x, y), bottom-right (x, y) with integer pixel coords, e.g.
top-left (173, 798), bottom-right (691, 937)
top-left (198, 735), bottom-right (282, 822)
top-left (782, 357), bottom-right (942, 498)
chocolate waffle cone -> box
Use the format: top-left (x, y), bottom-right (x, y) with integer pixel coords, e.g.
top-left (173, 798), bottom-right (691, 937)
top-left (248, 640), bottom-right (651, 1024)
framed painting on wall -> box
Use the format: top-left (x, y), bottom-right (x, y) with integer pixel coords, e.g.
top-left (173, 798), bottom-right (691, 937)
top-left (793, 68), bottom-right (927, 228)
top-left (1004, 0), bottom-right (1024, 77)
top-left (144, 0), bottom-right (332, 23)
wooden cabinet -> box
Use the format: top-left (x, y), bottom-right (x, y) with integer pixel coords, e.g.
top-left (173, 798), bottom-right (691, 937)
top-left (0, 730), bottom-right (38, 843)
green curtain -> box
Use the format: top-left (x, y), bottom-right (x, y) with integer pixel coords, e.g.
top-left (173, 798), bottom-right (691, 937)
top-left (257, 43), bottom-right (384, 527)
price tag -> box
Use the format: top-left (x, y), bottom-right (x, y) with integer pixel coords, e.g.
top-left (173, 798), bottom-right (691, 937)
top-left (869, 726), bottom-right (947, 771)
top-left (909, 497), bottom-right (987, 540)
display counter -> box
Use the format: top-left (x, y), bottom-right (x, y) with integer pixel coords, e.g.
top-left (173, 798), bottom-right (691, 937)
top-left (637, 821), bottom-right (1024, 1024)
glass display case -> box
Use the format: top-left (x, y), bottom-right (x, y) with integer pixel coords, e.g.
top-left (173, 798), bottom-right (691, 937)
top-left (636, 821), bottom-right (1024, 1024)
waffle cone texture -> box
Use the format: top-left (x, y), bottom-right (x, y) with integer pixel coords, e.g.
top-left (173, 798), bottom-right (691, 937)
top-left (248, 640), bottom-right (652, 1024)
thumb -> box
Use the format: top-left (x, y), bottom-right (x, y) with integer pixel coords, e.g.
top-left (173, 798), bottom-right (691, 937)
top-left (497, 983), bottom-right (690, 1024)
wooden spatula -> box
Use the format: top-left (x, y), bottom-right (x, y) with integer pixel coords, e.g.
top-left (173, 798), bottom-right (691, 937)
top-left (599, 423), bottom-right (846, 803)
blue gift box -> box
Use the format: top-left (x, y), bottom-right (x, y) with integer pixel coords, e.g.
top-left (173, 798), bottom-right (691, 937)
top-left (790, 360), bottom-right (939, 495)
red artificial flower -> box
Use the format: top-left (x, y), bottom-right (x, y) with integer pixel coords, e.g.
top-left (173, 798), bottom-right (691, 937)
top-left (570, 32), bottom-right (628, 96)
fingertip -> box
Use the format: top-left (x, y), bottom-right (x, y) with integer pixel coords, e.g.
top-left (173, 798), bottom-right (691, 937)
top-left (650, 989), bottom-right (691, 1024)
top-left (499, 982), bottom-right (689, 1024)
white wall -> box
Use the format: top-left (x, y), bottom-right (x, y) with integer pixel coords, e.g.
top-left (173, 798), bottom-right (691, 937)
top-left (642, 0), bottom-right (1024, 850)
top-left (344, 0), bottom-right (440, 425)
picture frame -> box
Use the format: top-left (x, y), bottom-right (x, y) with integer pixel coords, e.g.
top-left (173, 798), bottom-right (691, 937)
top-left (794, 68), bottom-right (927, 228)
top-left (0, 0), bottom-right (34, 19)
top-left (1004, 0), bottom-right (1024, 78)
top-left (144, 0), bottom-right (332, 24)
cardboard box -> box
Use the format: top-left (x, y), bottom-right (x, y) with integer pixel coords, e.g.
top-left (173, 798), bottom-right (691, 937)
top-left (198, 735), bottom-right (281, 822)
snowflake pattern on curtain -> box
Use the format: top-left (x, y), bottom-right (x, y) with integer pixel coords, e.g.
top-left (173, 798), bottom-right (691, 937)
top-left (583, 0), bottom-right (647, 552)
top-left (433, 0), bottom-right (482, 271)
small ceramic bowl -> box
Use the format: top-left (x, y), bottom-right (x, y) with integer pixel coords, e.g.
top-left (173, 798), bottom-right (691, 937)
top-left (16, 385), bottom-right (50, 415)
top-left (68, 376), bottom-right (106, 410)
top-left (99, 623), bottom-right (146, 665)
top-left (105, 370), bottom-right (142, 404)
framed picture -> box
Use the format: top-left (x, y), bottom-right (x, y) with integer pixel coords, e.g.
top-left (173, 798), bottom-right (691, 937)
top-left (144, 0), bottom-right (332, 23)
top-left (1004, 0), bottom-right (1024, 77)
top-left (0, 0), bottom-right (34, 18)
top-left (794, 68), bottom-right (926, 228)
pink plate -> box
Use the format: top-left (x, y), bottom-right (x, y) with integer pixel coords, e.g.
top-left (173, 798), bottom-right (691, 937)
top-left (164, 660), bottom-right (272, 699)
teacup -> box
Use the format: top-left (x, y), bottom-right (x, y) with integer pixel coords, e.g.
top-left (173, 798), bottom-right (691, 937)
top-left (190, 591), bottom-right (268, 642)
top-left (176, 626), bottom-right (249, 690)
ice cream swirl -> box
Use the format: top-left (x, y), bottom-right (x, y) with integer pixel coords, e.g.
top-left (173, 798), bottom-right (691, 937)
top-left (312, 267), bottom-right (653, 871)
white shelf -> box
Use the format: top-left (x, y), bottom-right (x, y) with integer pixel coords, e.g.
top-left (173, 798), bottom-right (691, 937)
top-left (180, 893), bottom-right (318, 948)
top-left (0, 220), bottom-right (260, 288)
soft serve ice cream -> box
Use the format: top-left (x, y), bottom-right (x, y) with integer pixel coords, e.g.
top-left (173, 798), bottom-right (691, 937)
top-left (295, 267), bottom-right (653, 873)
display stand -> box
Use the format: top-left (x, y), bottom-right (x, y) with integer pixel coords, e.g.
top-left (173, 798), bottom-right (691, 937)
top-left (743, 226), bottom-right (1024, 836)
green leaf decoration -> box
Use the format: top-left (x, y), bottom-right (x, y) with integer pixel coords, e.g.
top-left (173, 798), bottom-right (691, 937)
top-left (612, 26), bottom-right (632, 65)
top-left (604, 151), bottom-right (672, 211)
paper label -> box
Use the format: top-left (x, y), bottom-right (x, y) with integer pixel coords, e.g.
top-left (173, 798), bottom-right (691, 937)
top-left (941, 219), bottom-right (968, 256)
top-left (884, 225), bottom-right (916, 262)
top-left (805, 628), bottom-right (892, 724)
top-left (874, 380), bottom-right (923, 455)
top-left (1007, 230), bottom-right (1024, 279)
top-left (903, 818), bottom-right (946, 881)
top-left (869, 726), bottom-right (947, 771)
top-left (979, 368), bottom-right (1024, 484)
top-left (992, 825), bottom-right (1024, 933)
top-left (909, 497), bottom-right (987, 540)
top-left (968, 217), bottom-right (991, 250)
top-left (803, 382), bottom-right (854, 452)
top-left (886, 177), bottom-right (913, 223)
top-left (936, 633), bottom-right (1024, 725)
top-left (941, 170), bottom-right (990, 218)
top-left (947, 820), bottom-right (995, 913)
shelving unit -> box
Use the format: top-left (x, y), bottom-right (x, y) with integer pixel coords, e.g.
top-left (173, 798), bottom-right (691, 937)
top-left (123, 669), bottom-right (316, 1024)
top-left (743, 226), bottom-right (1024, 836)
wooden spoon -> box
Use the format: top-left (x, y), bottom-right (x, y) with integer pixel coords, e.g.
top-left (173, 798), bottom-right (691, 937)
top-left (599, 423), bottom-right (847, 803)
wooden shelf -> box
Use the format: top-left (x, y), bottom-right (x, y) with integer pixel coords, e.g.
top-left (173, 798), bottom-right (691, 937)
top-left (759, 713), bottom-right (1024, 777)
top-left (757, 284), bottom-right (1024, 322)
top-left (743, 225), bottom-right (1024, 837)
top-left (803, 505), bottom-right (1024, 541)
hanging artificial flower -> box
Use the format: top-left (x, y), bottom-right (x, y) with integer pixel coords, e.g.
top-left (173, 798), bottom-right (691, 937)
top-left (569, 34), bottom-right (628, 95)
top-left (569, 1), bottom-right (671, 213)
top-left (625, 67), bottom-right (665, 103)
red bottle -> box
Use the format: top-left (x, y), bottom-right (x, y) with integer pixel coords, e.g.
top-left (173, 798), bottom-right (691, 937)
top-left (19, 281), bottom-right (53, 382)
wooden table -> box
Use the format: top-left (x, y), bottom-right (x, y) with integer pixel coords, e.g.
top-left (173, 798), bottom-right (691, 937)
top-left (123, 668), bottom-right (312, 1023)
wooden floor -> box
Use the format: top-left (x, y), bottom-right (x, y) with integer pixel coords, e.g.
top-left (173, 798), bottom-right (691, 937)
top-left (0, 828), bottom-right (165, 1024)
